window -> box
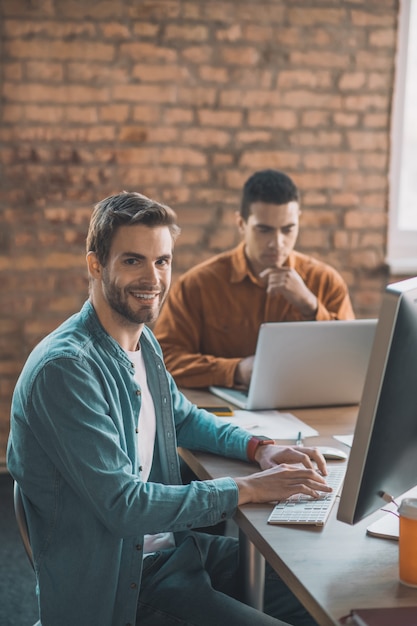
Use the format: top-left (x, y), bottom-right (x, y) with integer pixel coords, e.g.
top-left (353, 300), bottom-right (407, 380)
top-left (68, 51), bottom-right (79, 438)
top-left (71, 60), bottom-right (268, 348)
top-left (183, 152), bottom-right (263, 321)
top-left (387, 0), bottom-right (417, 274)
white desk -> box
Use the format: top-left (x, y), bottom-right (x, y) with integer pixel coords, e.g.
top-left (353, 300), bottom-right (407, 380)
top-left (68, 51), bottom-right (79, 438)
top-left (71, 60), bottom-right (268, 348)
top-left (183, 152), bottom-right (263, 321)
top-left (180, 391), bottom-right (417, 626)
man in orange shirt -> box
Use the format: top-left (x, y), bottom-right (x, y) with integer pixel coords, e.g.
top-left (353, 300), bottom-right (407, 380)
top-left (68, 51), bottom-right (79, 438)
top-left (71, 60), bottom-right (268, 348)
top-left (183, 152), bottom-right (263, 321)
top-left (154, 169), bottom-right (354, 389)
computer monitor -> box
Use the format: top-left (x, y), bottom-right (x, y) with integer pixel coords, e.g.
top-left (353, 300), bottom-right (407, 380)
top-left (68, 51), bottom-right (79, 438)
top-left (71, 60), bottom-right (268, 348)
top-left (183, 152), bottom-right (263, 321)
top-left (337, 276), bottom-right (417, 526)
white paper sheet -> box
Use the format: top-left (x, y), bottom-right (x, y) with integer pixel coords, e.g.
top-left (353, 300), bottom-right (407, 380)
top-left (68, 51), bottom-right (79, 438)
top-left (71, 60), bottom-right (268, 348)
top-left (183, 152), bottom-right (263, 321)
top-left (220, 409), bottom-right (318, 440)
top-left (333, 434), bottom-right (354, 447)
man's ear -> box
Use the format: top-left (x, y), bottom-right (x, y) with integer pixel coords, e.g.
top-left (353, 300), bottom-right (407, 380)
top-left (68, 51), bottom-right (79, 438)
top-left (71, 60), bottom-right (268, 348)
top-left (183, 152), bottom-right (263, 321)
top-left (86, 251), bottom-right (102, 278)
top-left (235, 211), bottom-right (246, 236)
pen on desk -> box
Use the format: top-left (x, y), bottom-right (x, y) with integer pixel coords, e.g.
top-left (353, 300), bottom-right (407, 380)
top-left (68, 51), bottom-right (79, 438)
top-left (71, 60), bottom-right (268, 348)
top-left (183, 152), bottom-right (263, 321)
top-left (296, 431), bottom-right (303, 446)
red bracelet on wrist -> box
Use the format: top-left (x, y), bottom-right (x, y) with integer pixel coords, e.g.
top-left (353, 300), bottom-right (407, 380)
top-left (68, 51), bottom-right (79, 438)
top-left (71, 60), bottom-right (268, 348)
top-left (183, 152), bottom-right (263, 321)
top-left (247, 436), bottom-right (275, 462)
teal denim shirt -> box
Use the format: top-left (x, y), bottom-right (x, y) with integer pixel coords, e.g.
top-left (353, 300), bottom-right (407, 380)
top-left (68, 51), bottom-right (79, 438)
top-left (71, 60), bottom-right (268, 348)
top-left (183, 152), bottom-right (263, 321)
top-left (7, 301), bottom-right (252, 626)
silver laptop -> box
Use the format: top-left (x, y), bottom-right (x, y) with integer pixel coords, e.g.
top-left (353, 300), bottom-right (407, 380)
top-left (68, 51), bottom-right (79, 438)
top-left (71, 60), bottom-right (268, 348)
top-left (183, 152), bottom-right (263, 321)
top-left (209, 319), bottom-right (377, 410)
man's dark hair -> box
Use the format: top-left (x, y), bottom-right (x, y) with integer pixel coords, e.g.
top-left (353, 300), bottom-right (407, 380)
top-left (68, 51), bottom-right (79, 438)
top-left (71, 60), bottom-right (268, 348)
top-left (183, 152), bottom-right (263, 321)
top-left (87, 191), bottom-right (181, 267)
top-left (240, 169), bottom-right (300, 221)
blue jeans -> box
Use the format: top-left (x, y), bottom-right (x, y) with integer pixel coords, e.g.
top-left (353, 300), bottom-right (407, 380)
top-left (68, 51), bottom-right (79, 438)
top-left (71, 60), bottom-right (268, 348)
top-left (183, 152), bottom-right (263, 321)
top-left (137, 532), bottom-right (319, 625)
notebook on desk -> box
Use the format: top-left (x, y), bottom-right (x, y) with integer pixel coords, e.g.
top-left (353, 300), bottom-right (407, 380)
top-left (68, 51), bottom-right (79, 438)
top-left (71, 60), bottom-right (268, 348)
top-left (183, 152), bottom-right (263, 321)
top-left (340, 606), bottom-right (417, 626)
top-left (209, 319), bottom-right (377, 411)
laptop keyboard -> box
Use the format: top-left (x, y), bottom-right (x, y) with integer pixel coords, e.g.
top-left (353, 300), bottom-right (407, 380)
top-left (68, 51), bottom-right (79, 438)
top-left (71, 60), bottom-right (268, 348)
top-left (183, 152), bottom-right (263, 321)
top-left (267, 465), bottom-right (346, 526)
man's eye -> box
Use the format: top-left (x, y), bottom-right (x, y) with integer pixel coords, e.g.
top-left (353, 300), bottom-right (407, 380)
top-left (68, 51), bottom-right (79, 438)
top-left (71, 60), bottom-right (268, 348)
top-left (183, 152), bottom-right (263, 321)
top-left (256, 226), bottom-right (272, 234)
top-left (125, 258), bottom-right (138, 265)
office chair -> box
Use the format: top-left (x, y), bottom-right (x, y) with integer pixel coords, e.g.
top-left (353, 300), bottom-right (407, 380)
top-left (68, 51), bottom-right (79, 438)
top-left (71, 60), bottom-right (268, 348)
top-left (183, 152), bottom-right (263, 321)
top-left (13, 482), bottom-right (41, 626)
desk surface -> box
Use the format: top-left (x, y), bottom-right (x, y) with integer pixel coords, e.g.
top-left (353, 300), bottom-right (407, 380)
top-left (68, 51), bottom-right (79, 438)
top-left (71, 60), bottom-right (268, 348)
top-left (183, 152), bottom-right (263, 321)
top-left (181, 389), bottom-right (417, 626)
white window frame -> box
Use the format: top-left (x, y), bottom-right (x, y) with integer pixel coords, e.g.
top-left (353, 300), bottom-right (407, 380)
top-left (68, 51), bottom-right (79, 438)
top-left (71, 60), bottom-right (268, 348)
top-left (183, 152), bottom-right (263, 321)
top-left (387, 0), bottom-right (417, 274)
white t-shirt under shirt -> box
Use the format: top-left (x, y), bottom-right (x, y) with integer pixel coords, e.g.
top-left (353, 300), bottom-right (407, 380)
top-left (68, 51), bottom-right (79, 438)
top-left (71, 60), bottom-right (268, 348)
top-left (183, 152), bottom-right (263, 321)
top-left (127, 346), bottom-right (175, 555)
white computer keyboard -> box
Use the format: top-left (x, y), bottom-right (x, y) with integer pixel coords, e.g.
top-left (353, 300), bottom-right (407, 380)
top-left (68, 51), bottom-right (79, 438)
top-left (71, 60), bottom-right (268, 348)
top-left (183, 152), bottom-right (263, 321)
top-left (267, 464), bottom-right (346, 526)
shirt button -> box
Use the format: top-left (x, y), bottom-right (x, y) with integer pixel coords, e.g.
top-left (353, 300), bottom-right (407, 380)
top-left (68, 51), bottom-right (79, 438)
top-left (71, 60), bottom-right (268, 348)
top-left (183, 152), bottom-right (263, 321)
top-left (130, 582), bottom-right (137, 589)
top-left (136, 544), bottom-right (142, 551)
top-left (136, 389), bottom-right (141, 396)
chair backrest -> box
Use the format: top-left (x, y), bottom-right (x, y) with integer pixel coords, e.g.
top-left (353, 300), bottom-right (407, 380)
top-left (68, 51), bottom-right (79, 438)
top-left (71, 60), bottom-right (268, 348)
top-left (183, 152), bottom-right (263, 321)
top-left (13, 481), bottom-right (34, 570)
top-left (13, 483), bottom-right (42, 626)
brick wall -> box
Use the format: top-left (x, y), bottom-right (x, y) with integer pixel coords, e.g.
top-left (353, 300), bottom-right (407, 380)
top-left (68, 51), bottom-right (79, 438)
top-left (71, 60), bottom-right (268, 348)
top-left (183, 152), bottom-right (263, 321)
top-left (0, 0), bottom-right (401, 461)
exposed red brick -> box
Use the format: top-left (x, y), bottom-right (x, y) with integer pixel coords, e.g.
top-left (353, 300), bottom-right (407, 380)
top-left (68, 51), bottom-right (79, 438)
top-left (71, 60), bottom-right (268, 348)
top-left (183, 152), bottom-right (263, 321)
top-left (0, 0), bottom-right (400, 460)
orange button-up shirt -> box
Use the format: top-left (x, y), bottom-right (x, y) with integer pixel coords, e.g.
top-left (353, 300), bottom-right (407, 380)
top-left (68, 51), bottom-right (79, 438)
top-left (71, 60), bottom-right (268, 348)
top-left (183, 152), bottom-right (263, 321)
top-left (154, 243), bottom-right (355, 388)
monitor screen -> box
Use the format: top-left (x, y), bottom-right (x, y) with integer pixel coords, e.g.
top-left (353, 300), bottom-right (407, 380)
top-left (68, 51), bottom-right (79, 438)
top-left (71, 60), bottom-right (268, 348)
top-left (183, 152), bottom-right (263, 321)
top-left (337, 276), bottom-right (417, 525)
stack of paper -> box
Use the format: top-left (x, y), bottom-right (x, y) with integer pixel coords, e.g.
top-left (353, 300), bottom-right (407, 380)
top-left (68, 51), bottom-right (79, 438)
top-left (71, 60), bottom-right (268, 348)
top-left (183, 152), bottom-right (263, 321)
top-left (219, 410), bottom-right (318, 440)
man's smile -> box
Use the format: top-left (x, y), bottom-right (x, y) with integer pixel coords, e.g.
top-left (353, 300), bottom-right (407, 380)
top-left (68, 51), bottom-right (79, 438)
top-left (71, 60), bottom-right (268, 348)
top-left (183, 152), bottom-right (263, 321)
top-left (130, 291), bottom-right (160, 300)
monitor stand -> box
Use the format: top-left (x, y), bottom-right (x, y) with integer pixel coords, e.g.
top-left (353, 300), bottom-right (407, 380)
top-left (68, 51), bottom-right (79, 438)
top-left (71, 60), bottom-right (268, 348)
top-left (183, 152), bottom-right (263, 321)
top-left (367, 510), bottom-right (399, 540)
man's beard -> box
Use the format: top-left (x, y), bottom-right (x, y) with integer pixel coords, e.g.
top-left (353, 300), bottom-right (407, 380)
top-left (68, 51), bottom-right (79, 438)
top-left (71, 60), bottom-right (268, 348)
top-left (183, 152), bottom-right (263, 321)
top-left (103, 275), bottom-right (165, 326)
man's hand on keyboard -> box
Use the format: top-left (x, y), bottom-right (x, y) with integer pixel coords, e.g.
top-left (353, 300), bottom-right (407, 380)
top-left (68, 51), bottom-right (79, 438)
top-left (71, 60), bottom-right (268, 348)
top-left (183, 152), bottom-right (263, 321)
top-left (235, 463), bottom-right (332, 505)
top-left (254, 443), bottom-right (327, 476)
